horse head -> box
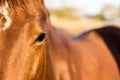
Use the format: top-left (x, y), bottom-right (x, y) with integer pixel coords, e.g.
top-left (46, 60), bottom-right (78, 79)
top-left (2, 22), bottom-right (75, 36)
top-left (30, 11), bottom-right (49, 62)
top-left (0, 0), bottom-right (49, 80)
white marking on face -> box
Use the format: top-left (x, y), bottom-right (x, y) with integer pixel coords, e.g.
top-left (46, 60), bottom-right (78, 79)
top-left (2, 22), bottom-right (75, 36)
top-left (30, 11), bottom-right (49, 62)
top-left (0, 2), bottom-right (12, 31)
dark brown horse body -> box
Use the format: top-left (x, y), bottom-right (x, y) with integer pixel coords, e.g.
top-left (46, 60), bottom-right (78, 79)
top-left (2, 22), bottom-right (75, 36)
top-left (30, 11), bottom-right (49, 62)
top-left (0, 0), bottom-right (119, 80)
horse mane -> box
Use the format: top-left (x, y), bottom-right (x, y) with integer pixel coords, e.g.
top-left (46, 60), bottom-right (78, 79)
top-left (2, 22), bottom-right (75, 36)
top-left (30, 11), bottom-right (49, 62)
top-left (95, 25), bottom-right (120, 69)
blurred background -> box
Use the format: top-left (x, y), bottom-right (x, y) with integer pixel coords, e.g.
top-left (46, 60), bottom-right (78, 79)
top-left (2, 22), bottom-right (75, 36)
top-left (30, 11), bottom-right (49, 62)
top-left (44, 0), bottom-right (120, 37)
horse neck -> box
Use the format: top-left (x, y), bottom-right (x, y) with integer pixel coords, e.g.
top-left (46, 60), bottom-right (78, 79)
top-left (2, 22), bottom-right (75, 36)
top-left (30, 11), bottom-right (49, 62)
top-left (45, 25), bottom-right (59, 80)
top-left (45, 22), bottom-right (73, 80)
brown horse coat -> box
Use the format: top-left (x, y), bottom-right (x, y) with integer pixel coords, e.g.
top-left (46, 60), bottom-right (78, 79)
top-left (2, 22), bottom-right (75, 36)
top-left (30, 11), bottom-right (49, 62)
top-left (46, 20), bottom-right (120, 80)
top-left (0, 0), bottom-right (119, 80)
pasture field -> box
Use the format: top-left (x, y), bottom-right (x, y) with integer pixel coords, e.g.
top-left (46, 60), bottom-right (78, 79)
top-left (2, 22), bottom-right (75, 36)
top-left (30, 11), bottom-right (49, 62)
top-left (50, 16), bottom-right (120, 37)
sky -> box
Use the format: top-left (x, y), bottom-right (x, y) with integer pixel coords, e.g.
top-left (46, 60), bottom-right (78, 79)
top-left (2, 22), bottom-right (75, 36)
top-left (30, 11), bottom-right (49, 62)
top-left (44, 0), bottom-right (120, 15)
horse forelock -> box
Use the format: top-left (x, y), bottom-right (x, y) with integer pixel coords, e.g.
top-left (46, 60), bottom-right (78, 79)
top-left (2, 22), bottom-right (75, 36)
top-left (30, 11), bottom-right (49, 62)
top-left (0, 0), bottom-right (45, 15)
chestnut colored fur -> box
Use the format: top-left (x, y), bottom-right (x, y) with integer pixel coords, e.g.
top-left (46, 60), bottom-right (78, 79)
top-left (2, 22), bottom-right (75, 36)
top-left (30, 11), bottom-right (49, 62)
top-left (0, 0), bottom-right (119, 80)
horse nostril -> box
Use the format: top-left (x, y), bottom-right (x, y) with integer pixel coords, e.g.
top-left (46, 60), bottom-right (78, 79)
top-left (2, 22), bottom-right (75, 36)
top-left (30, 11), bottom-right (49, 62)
top-left (35, 33), bottom-right (46, 42)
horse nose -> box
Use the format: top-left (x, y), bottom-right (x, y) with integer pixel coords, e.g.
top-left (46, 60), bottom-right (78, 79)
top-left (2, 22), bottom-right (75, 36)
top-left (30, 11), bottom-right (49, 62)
top-left (35, 32), bottom-right (46, 42)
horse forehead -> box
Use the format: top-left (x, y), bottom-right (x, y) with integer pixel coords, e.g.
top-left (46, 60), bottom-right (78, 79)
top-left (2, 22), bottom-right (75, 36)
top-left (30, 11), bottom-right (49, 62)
top-left (0, 3), bottom-right (44, 31)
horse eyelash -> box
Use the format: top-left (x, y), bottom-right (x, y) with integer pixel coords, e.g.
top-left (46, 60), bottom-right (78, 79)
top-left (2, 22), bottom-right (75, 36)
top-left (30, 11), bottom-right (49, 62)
top-left (41, 20), bottom-right (46, 28)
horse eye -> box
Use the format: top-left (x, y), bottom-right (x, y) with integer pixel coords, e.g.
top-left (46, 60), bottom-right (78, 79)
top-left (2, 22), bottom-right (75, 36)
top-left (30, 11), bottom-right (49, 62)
top-left (35, 33), bottom-right (46, 42)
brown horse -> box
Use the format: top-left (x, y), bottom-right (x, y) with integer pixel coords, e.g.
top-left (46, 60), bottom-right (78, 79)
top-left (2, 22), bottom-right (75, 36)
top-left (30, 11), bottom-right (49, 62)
top-left (0, 0), bottom-right (119, 80)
